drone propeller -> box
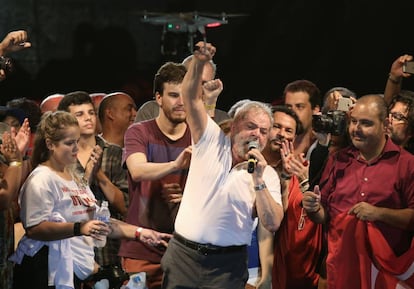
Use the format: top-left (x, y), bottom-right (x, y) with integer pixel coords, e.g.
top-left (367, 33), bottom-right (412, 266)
top-left (137, 10), bottom-right (248, 56)
top-left (197, 11), bottom-right (249, 19)
top-left (139, 11), bottom-right (248, 28)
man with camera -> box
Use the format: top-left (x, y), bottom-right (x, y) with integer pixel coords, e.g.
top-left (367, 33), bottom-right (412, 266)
top-left (0, 30), bottom-right (31, 81)
top-left (309, 87), bottom-right (355, 188)
top-left (302, 94), bottom-right (414, 288)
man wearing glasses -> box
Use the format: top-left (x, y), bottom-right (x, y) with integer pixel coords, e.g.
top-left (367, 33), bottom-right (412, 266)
top-left (387, 92), bottom-right (414, 154)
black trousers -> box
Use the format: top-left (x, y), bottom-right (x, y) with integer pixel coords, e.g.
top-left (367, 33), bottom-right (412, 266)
top-left (13, 245), bottom-right (83, 289)
top-left (161, 237), bottom-right (248, 289)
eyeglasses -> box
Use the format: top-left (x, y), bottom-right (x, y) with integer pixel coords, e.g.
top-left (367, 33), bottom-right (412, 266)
top-left (390, 112), bottom-right (408, 123)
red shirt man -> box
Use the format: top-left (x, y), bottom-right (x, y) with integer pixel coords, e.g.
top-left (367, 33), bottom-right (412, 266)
top-left (303, 95), bottom-right (414, 289)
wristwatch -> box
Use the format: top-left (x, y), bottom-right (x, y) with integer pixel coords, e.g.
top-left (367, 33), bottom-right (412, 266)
top-left (254, 183), bottom-right (267, 191)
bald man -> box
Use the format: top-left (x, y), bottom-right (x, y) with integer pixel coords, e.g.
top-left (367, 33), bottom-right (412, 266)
top-left (98, 92), bottom-right (137, 147)
top-left (302, 95), bottom-right (414, 289)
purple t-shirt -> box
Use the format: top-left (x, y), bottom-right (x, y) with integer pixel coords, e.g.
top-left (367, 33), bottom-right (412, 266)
top-left (119, 119), bottom-right (191, 262)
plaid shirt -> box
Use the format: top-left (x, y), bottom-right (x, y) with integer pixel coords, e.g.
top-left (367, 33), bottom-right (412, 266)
top-left (75, 136), bottom-right (128, 266)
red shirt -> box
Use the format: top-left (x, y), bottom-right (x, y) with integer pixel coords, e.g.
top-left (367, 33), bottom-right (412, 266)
top-left (272, 176), bottom-right (323, 289)
top-left (319, 137), bottom-right (414, 288)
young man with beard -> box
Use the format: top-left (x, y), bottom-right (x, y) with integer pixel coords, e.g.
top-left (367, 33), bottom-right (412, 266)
top-left (303, 94), bottom-right (414, 289)
top-left (161, 42), bottom-right (284, 289)
top-left (119, 62), bottom-right (192, 289)
top-left (135, 56), bottom-right (230, 125)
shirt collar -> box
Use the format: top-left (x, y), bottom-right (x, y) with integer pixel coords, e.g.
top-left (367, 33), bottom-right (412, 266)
top-left (347, 136), bottom-right (400, 165)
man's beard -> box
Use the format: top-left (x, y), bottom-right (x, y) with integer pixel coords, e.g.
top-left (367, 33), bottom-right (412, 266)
top-left (232, 133), bottom-right (264, 160)
top-left (165, 108), bottom-right (186, 124)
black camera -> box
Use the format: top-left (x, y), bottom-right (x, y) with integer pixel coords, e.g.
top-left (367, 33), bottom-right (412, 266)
top-left (312, 110), bottom-right (348, 136)
top-left (86, 264), bottom-right (130, 289)
top-left (0, 56), bottom-right (13, 73)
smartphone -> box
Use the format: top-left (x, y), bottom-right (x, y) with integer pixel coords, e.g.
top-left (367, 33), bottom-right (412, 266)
top-left (403, 61), bottom-right (414, 74)
top-left (337, 97), bottom-right (353, 112)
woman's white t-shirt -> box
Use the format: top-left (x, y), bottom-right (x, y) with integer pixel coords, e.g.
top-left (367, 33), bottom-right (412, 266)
top-left (19, 165), bottom-right (97, 278)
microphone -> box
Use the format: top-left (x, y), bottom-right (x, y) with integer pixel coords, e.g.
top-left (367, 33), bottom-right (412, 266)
top-left (247, 140), bottom-right (259, 174)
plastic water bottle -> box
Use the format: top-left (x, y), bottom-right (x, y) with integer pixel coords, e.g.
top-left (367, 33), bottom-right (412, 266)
top-left (122, 272), bottom-right (147, 289)
top-left (94, 201), bottom-right (110, 248)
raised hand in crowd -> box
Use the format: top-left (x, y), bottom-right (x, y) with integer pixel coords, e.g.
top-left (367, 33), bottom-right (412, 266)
top-left (323, 90), bottom-right (356, 112)
top-left (389, 54), bottom-right (413, 82)
top-left (0, 30), bottom-right (31, 55)
top-left (0, 30), bottom-right (31, 80)
top-left (280, 139), bottom-right (309, 188)
top-left (385, 54), bottom-right (413, 105)
top-left (14, 118), bottom-right (31, 155)
top-left (202, 78), bottom-right (223, 107)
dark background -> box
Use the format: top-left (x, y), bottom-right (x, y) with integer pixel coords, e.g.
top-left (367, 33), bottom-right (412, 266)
top-left (1, 0), bottom-right (413, 111)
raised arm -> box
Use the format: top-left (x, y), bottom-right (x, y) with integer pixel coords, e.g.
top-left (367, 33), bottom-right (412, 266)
top-left (0, 30), bottom-right (31, 81)
top-left (384, 54), bottom-right (413, 105)
top-left (0, 30), bottom-right (31, 55)
top-left (182, 42), bottom-right (216, 144)
top-left (202, 78), bottom-right (223, 119)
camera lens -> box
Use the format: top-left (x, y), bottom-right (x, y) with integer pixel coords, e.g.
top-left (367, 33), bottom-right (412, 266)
top-left (0, 56), bottom-right (13, 73)
top-left (312, 110), bottom-right (347, 135)
top-left (312, 114), bottom-right (334, 134)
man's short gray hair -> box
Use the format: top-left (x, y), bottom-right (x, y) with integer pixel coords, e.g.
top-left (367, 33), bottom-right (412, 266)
top-left (233, 100), bottom-right (273, 125)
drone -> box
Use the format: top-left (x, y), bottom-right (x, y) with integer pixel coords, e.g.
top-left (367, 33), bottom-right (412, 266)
top-left (139, 11), bottom-right (247, 56)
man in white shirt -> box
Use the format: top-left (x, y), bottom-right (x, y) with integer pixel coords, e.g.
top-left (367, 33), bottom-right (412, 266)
top-left (161, 42), bottom-right (284, 289)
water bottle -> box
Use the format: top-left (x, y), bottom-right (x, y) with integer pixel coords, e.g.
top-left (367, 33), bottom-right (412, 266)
top-left (122, 272), bottom-right (147, 289)
top-left (94, 201), bottom-right (110, 248)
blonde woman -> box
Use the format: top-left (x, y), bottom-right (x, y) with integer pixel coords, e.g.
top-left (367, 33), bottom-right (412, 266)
top-left (11, 111), bottom-right (170, 289)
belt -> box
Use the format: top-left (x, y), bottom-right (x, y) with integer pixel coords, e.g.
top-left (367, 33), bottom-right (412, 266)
top-left (173, 232), bottom-right (246, 255)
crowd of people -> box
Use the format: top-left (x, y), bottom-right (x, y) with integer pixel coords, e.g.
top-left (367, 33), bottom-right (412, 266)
top-left (1, 29), bottom-right (414, 289)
